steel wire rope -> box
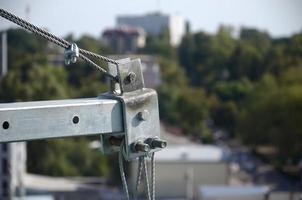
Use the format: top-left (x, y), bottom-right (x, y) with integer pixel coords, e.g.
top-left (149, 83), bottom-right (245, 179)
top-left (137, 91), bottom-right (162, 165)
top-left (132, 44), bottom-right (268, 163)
top-left (0, 8), bottom-right (118, 81)
top-left (143, 156), bottom-right (152, 200)
top-left (150, 153), bottom-right (156, 200)
top-left (119, 140), bottom-right (130, 200)
top-left (134, 156), bottom-right (143, 200)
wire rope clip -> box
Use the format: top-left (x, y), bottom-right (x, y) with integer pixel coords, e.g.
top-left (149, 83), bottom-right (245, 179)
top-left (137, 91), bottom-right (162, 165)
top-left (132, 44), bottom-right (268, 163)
top-left (64, 43), bottom-right (79, 65)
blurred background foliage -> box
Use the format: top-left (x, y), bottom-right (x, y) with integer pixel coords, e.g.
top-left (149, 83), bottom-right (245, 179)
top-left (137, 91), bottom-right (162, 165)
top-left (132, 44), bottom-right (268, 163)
top-left (0, 26), bottom-right (302, 177)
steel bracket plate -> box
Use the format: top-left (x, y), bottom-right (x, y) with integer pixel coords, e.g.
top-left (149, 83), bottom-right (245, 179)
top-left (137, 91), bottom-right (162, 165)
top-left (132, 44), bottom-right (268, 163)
top-left (100, 58), bottom-right (161, 160)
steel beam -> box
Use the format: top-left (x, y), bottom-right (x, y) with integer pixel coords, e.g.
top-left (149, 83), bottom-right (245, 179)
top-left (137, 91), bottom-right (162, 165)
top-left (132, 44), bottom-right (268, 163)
top-left (0, 97), bottom-right (123, 142)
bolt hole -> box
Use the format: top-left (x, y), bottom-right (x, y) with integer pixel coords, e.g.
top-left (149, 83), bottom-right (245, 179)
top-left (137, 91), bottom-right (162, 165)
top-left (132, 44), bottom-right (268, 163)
top-left (72, 116), bottom-right (79, 124)
top-left (2, 121), bottom-right (9, 130)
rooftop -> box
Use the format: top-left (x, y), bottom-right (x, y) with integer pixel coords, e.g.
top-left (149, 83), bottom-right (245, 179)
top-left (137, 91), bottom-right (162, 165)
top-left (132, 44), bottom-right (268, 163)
top-left (199, 185), bottom-right (270, 198)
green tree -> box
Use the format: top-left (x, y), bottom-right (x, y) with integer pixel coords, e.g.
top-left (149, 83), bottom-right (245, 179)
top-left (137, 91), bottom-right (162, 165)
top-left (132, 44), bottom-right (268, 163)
top-left (238, 69), bottom-right (302, 163)
top-left (0, 64), bottom-right (69, 102)
top-left (157, 58), bottom-right (188, 124)
top-left (176, 88), bottom-right (210, 136)
top-left (213, 78), bottom-right (253, 103)
top-left (227, 41), bottom-right (264, 80)
top-left (157, 58), bottom-right (210, 137)
top-left (240, 28), bottom-right (271, 54)
top-left (141, 28), bottom-right (176, 59)
top-left (179, 26), bottom-right (236, 86)
top-left (27, 138), bottom-right (108, 176)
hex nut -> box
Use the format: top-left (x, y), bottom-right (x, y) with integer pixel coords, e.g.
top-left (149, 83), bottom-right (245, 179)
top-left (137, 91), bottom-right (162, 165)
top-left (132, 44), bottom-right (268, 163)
top-left (134, 141), bottom-right (150, 152)
top-left (151, 138), bottom-right (167, 149)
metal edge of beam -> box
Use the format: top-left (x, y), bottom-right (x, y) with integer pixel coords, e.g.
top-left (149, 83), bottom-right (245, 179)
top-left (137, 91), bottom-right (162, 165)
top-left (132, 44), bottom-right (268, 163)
top-left (0, 97), bottom-right (123, 142)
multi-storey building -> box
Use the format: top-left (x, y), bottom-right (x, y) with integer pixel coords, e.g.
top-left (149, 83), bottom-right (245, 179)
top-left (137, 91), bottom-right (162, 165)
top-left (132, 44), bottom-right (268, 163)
top-left (102, 26), bottom-right (146, 54)
top-left (117, 12), bottom-right (185, 46)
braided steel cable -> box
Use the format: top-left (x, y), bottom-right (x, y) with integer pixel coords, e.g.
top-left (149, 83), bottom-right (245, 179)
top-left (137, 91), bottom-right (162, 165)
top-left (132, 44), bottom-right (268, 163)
top-left (0, 8), bottom-right (69, 48)
top-left (78, 54), bottom-right (117, 80)
top-left (143, 157), bottom-right (152, 200)
top-left (79, 49), bottom-right (118, 65)
top-left (134, 156), bottom-right (143, 199)
top-left (119, 141), bottom-right (130, 200)
top-left (150, 153), bottom-right (155, 200)
top-left (0, 8), bottom-right (118, 80)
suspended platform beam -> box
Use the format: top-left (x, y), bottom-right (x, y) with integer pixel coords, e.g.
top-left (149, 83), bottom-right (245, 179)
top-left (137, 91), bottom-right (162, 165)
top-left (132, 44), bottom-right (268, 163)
top-left (0, 97), bottom-right (123, 142)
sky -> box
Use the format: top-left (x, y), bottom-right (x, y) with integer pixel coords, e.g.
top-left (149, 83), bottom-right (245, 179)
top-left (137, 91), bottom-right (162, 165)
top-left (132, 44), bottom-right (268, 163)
top-left (0, 0), bottom-right (301, 39)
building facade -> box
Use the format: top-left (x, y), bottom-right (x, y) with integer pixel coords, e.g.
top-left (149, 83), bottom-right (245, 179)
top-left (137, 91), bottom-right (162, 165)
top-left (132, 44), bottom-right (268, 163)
top-left (102, 26), bottom-right (146, 54)
top-left (117, 12), bottom-right (186, 46)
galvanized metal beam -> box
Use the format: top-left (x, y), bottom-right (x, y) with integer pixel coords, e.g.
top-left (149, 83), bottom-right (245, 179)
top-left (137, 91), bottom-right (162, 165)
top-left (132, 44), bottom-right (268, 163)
top-left (0, 97), bottom-right (123, 142)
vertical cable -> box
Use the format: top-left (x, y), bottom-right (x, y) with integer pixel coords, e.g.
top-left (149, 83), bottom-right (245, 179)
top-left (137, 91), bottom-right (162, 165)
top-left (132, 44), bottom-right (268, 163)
top-left (119, 142), bottom-right (130, 200)
top-left (151, 153), bottom-right (156, 200)
top-left (143, 157), bottom-right (151, 200)
top-left (134, 156), bottom-right (143, 199)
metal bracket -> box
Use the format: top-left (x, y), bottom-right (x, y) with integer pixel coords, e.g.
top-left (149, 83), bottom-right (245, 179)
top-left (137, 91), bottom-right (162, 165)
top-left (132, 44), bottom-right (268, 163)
top-left (100, 58), bottom-right (165, 160)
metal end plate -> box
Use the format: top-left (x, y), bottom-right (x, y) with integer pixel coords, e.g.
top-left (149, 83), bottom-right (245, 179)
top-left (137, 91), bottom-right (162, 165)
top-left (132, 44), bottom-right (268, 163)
top-left (101, 58), bottom-right (161, 160)
top-left (109, 58), bottom-right (145, 94)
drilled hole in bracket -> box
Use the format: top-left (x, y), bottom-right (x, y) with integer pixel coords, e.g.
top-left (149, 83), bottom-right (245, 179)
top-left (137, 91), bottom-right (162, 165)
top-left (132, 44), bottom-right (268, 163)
top-left (72, 116), bottom-right (79, 124)
top-left (2, 121), bottom-right (9, 130)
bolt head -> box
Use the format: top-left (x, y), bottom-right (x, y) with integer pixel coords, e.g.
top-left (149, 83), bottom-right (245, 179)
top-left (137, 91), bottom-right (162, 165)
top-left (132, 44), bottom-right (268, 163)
top-left (138, 110), bottom-right (150, 121)
top-left (127, 72), bottom-right (136, 83)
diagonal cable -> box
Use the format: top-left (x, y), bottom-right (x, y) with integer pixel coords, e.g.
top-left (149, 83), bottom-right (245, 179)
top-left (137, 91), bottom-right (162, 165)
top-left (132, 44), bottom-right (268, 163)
top-left (0, 8), bottom-right (118, 80)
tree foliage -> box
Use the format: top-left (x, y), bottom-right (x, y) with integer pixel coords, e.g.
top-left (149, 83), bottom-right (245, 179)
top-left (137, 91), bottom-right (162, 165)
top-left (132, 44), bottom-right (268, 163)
top-left (238, 69), bottom-right (302, 162)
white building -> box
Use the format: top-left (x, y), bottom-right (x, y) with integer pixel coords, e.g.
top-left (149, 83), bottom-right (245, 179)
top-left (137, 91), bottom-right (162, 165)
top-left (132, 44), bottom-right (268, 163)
top-left (152, 145), bottom-right (230, 199)
top-left (117, 12), bottom-right (186, 46)
top-left (0, 142), bottom-right (26, 199)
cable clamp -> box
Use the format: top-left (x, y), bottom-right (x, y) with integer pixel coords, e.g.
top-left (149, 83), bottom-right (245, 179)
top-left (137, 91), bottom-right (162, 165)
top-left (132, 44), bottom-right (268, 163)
top-left (64, 43), bottom-right (79, 65)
